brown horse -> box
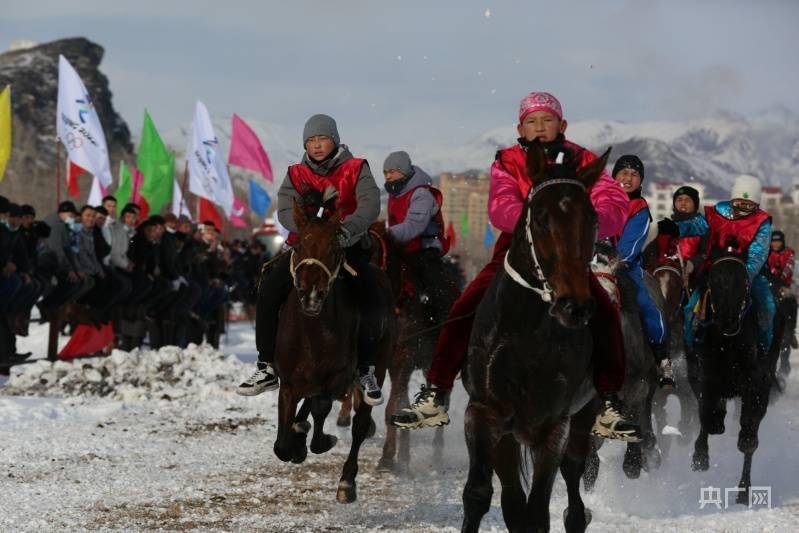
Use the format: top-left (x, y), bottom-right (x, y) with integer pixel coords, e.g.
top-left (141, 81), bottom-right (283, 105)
top-left (271, 202), bottom-right (396, 503)
top-left (461, 142), bottom-right (609, 533)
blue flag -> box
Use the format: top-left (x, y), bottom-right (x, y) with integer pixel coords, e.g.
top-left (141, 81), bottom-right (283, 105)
top-left (484, 222), bottom-right (495, 248)
top-left (248, 178), bottom-right (271, 218)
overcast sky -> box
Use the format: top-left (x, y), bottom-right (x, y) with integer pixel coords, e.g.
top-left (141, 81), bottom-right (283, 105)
top-left (2, 0), bottom-right (798, 148)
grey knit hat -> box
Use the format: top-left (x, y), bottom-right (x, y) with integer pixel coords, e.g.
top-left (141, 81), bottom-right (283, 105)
top-left (383, 151), bottom-right (413, 176)
top-left (302, 114), bottom-right (340, 146)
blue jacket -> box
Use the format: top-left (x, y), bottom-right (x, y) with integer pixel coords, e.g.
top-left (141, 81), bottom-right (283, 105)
top-left (676, 201), bottom-right (771, 281)
top-left (618, 207), bottom-right (651, 267)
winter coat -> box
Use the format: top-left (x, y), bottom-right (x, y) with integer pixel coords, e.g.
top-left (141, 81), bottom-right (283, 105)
top-left (74, 228), bottom-right (103, 276)
top-left (109, 221), bottom-right (134, 270)
top-left (387, 166), bottom-right (445, 252)
top-left (43, 214), bottom-right (78, 273)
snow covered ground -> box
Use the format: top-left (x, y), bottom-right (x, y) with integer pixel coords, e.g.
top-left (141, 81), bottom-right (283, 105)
top-left (2, 321), bottom-right (798, 532)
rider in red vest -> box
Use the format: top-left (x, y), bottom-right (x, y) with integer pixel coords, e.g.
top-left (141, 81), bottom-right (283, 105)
top-left (767, 230), bottom-right (798, 348)
top-left (383, 151), bottom-right (455, 325)
top-left (391, 92), bottom-right (642, 442)
top-left (237, 114), bottom-right (384, 405)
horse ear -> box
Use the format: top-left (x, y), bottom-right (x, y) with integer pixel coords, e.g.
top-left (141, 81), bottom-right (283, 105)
top-left (577, 147), bottom-right (612, 189)
top-left (525, 141), bottom-right (546, 183)
top-left (293, 198), bottom-right (308, 230)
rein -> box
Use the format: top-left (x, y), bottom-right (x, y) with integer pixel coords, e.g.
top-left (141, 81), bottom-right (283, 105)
top-left (369, 228), bottom-right (389, 271)
top-left (708, 255), bottom-right (750, 337)
top-left (503, 177), bottom-right (587, 303)
top-left (289, 249), bottom-right (357, 290)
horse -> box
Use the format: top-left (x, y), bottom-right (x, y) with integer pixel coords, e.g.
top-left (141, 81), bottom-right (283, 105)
top-left (460, 142), bottom-right (609, 533)
top-left (582, 241), bottom-right (660, 489)
top-left (360, 222), bottom-right (462, 475)
top-left (689, 243), bottom-right (774, 505)
top-left (271, 200), bottom-right (396, 503)
top-left (646, 243), bottom-right (700, 454)
top-left (770, 283), bottom-right (796, 389)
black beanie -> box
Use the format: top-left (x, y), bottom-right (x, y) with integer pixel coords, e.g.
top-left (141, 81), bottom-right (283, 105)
top-left (673, 186), bottom-right (700, 211)
top-left (772, 230), bottom-right (785, 243)
top-left (612, 155), bottom-right (645, 181)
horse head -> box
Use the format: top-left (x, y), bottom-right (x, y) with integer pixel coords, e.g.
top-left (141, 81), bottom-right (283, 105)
top-left (708, 236), bottom-right (751, 336)
top-left (290, 191), bottom-right (345, 316)
top-left (509, 140), bottom-right (610, 328)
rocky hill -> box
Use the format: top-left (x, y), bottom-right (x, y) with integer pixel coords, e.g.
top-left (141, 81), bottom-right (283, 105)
top-left (0, 37), bottom-right (133, 214)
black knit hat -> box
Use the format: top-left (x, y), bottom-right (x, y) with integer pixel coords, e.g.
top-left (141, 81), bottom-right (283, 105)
top-left (612, 155), bottom-right (645, 181)
top-left (58, 201), bottom-right (78, 215)
top-left (772, 230), bottom-right (785, 243)
top-left (673, 186), bottom-right (700, 212)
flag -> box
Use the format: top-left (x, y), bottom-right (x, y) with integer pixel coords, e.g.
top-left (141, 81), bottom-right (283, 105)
top-left (137, 111), bottom-right (174, 215)
top-left (59, 322), bottom-right (115, 360)
top-left (115, 161), bottom-right (148, 216)
top-left (459, 211), bottom-right (469, 236)
top-left (230, 196), bottom-right (248, 228)
top-left (483, 222), bottom-right (495, 248)
top-left (446, 221), bottom-right (457, 249)
top-left (229, 113), bottom-right (273, 182)
top-left (115, 160), bottom-right (133, 206)
top-left (199, 197), bottom-right (223, 230)
top-left (87, 176), bottom-right (108, 206)
top-left (56, 55), bottom-right (112, 187)
top-left (248, 178), bottom-right (271, 218)
top-left (171, 179), bottom-right (191, 219)
top-left (0, 85), bottom-right (10, 181)
top-left (66, 160), bottom-right (83, 198)
top-left (187, 101), bottom-right (234, 216)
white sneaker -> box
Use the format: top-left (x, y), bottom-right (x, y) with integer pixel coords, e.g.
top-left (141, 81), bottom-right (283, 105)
top-left (390, 385), bottom-right (450, 429)
top-left (359, 366), bottom-right (383, 406)
top-left (236, 364), bottom-right (279, 396)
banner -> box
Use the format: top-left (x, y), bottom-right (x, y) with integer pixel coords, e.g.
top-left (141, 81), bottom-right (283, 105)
top-left (56, 55), bottom-right (112, 187)
top-left (248, 178), bottom-right (271, 218)
top-left (187, 101), bottom-right (234, 216)
top-left (230, 196), bottom-right (248, 228)
top-left (229, 113), bottom-right (273, 181)
top-left (171, 179), bottom-right (192, 219)
top-left (0, 85), bottom-right (10, 181)
top-left (136, 111), bottom-right (174, 215)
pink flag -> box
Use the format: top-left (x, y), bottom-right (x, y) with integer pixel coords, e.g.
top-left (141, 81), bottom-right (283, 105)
top-left (230, 196), bottom-right (249, 228)
top-left (228, 113), bottom-right (273, 182)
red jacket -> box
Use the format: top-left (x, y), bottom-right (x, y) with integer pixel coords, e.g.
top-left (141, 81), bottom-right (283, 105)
top-left (387, 185), bottom-right (450, 255)
top-left (705, 205), bottom-right (770, 255)
top-left (768, 247), bottom-right (795, 286)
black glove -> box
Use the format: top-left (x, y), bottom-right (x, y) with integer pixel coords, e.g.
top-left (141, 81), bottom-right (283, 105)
top-left (335, 226), bottom-right (351, 249)
top-left (657, 218), bottom-right (680, 238)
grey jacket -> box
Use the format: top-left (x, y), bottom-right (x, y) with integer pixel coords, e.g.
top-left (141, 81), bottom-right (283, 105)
top-left (74, 228), bottom-right (103, 276)
top-left (43, 213), bottom-right (77, 272)
top-left (387, 166), bottom-right (442, 251)
top-left (277, 145), bottom-right (380, 247)
top-left (109, 220), bottom-right (134, 270)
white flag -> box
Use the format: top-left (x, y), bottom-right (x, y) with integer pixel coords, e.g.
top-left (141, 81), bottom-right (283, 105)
top-left (56, 55), bottom-right (113, 187)
top-left (171, 179), bottom-right (192, 219)
top-left (186, 101), bottom-right (234, 216)
top-left (87, 176), bottom-right (106, 206)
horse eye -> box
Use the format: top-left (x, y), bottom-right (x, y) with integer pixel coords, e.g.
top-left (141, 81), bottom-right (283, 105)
top-left (532, 207), bottom-right (548, 228)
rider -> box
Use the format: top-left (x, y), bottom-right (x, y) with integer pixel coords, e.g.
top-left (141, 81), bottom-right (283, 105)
top-left (392, 91), bottom-right (642, 442)
top-left (673, 174), bottom-right (775, 354)
top-left (612, 155), bottom-right (674, 389)
top-left (766, 230), bottom-right (797, 348)
top-left (237, 114), bottom-right (384, 405)
top-left (383, 151), bottom-right (453, 323)
top-left (665, 186), bottom-right (707, 285)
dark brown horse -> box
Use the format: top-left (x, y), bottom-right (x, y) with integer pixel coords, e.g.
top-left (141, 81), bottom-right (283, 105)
top-left (461, 142), bottom-right (609, 533)
top-left (272, 202), bottom-right (395, 503)
top-left (364, 222), bottom-right (462, 474)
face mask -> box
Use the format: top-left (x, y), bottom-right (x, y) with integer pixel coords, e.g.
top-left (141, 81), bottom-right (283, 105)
top-left (64, 217), bottom-right (76, 230)
top-left (73, 222), bottom-right (83, 232)
top-left (166, 227), bottom-right (176, 234)
top-left (0, 219), bottom-right (9, 229)
top-left (385, 177), bottom-right (410, 196)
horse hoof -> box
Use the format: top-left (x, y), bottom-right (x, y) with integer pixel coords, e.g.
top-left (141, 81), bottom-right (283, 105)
top-left (336, 415), bottom-right (351, 428)
top-left (336, 481), bottom-right (357, 504)
top-left (291, 445), bottom-right (308, 464)
top-left (691, 452), bottom-right (709, 472)
top-left (274, 443), bottom-right (293, 463)
top-left (310, 434), bottom-right (338, 454)
top-left (376, 457), bottom-right (395, 473)
top-left (563, 507), bottom-right (592, 532)
top-left (366, 418), bottom-right (377, 439)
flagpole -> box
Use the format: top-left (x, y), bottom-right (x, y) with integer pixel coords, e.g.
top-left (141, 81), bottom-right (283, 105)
top-left (179, 161), bottom-right (189, 216)
top-left (55, 140), bottom-right (62, 208)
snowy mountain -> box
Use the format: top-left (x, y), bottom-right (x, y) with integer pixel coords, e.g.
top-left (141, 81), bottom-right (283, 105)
top-left (164, 109), bottom-right (799, 198)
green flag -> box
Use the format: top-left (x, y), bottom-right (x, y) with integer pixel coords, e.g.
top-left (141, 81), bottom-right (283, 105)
top-left (115, 160), bottom-right (133, 207)
top-left (460, 211), bottom-right (469, 237)
top-left (137, 110), bottom-right (174, 215)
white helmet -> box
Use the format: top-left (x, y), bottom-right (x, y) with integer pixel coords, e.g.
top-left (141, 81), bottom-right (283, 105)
top-left (730, 174), bottom-right (762, 204)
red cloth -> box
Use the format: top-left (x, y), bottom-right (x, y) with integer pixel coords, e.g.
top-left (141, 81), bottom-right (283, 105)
top-left (59, 322), bottom-right (115, 360)
top-left (445, 221), bottom-right (456, 249)
top-left (705, 205), bottom-right (770, 255)
top-left (768, 247), bottom-right (795, 286)
top-left (67, 161), bottom-right (85, 198)
top-left (387, 185), bottom-right (449, 255)
top-left (199, 197), bottom-right (223, 230)
top-left (426, 232), bottom-right (624, 394)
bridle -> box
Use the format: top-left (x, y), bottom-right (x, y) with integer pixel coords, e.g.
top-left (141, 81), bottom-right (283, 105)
top-left (503, 177), bottom-right (588, 303)
top-left (709, 255), bottom-right (750, 337)
top-left (289, 247), bottom-right (357, 291)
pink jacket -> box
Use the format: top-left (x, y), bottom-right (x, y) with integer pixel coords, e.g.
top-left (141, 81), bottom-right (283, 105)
top-left (488, 144), bottom-right (628, 240)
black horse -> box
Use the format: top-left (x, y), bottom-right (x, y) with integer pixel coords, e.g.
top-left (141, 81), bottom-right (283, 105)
top-left (461, 142), bottom-right (610, 533)
top-left (689, 244), bottom-right (774, 505)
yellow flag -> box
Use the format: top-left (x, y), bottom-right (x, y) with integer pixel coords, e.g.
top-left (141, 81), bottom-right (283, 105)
top-left (0, 85), bottom-right (10, 181)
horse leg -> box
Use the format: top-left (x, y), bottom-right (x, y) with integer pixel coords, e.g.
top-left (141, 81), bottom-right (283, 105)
top-left (582, 437), bottom-right (601, 493)
top-left (735, 388), bottom-right (768, 505)
top-left (337, 392), bottom-right (353, 428)
top-left (526, 418), bottom-right (570, 533)
top-left (691, 428), bottom-right (710, 471)
top-left (492, 435), bottom-right (526, 533)
top-left (561, 403), bottom-right (595, 533)
top-left (652, 390), bottom-right (672, 459)
top-left (432, 426), bottom-right (445, 465)
top-left (623, 442), bottom-right (643, 479)
top-left (461, 401), bottom-right (496, 533)
top-left (274, 386), bottom-right (303, 463)
top-left (294, 398), bottom-right (312, 433)
top-left (641, 384), bottom-right (662, 472)
top-left (310, 396), bottom-right (338, 454)
top-left (378, 349), bottom-right (410, 473)
top-left (336, 400), bottom-right (373, 503)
